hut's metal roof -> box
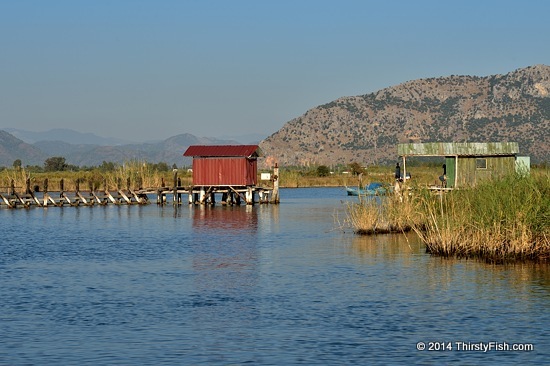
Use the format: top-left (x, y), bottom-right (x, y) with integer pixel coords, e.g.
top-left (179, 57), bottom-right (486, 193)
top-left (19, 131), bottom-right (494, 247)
top-left (398, 142), bottom-right (519, 157)
top-left (183, 145), bottom-right (262, 158)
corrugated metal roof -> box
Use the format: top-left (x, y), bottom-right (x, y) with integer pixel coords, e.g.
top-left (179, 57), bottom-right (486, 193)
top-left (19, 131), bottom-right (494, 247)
top-left (183, 145), bottom-right (262, 157)
top-left (398, 142), bottom-right (519, 156)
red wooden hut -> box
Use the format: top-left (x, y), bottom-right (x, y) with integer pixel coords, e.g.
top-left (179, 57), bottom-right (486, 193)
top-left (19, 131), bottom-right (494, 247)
top-left (183, 145), bottom-right (263, 187)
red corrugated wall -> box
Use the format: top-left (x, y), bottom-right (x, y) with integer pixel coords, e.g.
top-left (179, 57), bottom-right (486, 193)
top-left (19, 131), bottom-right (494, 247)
top-left (192, 158), bottom-right (257, 186)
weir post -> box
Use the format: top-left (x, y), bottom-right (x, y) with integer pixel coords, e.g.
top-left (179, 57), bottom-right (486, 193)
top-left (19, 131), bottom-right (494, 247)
top-left (43, 178), bottom-right (49, 206)
top-left (245, 186), bottom-right (254, 205)
top-left (199, 187), bottom-right (205, 204)
top-left (172, 170), bottom-right (178, 205)
top-left (271, 163), bottom-right (280, 204)
top-left (177, 177), bottom-right (182, 204)
top-left (156, 178), bottom-right (162, 204)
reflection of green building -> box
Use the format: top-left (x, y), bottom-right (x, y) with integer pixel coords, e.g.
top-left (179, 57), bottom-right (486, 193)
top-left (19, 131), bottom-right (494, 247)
top-left (397, 142), bottom-right (530, 188)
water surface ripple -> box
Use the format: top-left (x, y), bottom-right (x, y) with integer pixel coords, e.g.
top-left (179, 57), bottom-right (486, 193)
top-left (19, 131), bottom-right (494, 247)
top-left (1, 188), bottom-right (548, 365)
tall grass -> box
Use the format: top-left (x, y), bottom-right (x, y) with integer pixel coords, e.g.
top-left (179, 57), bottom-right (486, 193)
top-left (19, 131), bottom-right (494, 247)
top-left (346, 170), bottom-right (550, 263)
top-left (0, 168), bottom-right (31, 191)
top-left (0, 163), bottom-right (192, 192)
top-left (344, 184), bottom-right (423, 235)
top-left (413, 172), bottom-right (550, 263)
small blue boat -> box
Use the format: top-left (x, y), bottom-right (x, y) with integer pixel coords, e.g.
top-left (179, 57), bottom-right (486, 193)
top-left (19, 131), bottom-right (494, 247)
top-left (345, 182), bottom-right (391, 196)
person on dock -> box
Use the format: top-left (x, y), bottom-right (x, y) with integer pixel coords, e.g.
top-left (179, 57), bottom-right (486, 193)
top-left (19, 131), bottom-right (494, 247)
top-left (395, 163), bottom-right (401, 181)
top-left (438, 164), bottom-right (447, 187)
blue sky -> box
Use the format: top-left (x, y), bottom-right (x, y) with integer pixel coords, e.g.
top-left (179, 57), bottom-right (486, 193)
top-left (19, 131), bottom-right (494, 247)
top-left (1, 0), bottom-right (548, 142)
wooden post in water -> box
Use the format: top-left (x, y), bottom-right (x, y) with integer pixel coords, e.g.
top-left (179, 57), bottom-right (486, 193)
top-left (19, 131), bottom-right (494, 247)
top-left (26, 177), bottom-right (41, 206)
top-left (43, 178), bottom-right (49, 206)
top-left (43, 178), bottom-right (56, 206)
top-left (104, 178), bottom-right (116, 204)
top-left (199, 187), bottom-right (205, 204)
top-left (177, 177), bottom-right (182, 204)
top-left (245, 186), bottom-right (254, 205)
top-left (271, 163), bottom-right (280, 204)
top-left (188, 186), bottom-right (194, 204)
top-left (172, 170), bottom-right (178, 205)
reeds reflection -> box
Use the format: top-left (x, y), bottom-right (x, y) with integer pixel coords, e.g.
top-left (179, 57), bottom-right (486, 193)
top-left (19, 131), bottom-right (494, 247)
top-left (349, 232), bottom-right (424, 265)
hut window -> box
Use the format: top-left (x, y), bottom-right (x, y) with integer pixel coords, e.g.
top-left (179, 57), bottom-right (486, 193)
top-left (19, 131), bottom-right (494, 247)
top-left (476, 158), bottom-right (487, 169)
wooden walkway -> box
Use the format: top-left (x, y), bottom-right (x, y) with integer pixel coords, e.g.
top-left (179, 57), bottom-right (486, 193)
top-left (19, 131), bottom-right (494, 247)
top-left (0, 177), bottom-right (275, 209)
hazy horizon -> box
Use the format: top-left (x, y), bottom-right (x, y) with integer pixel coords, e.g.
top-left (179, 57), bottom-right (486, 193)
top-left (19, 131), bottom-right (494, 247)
top-left (1, 0), bottom-right (549, 142)
top-left (1, 126), bottom-right (268, 145)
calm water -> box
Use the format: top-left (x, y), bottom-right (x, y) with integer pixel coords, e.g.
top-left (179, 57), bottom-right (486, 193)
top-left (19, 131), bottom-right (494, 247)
top-left (1, 187), bottom-right (549, 365)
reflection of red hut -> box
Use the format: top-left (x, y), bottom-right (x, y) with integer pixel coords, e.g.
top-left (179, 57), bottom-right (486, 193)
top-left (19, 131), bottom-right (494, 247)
top-left (183, 145), bottom-right (262, 187)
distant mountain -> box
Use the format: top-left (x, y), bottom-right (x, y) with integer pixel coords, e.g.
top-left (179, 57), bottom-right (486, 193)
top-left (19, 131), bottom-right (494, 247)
top-left (260, 64), bottom-right (550, 166)
top-left (0, 130), bottom-right (44, 166)
top-left (34, 132), bottom-right (241, 167)
top-left (4, 128), bottom-right (132, 145)
top-left (218, 133), bottom-right (267, 145)
top-left (0, 130), bottom-right (242, 167)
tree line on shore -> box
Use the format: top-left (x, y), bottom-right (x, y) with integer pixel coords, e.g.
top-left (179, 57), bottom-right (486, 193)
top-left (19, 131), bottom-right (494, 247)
top-left (3, 157), bottom-right (180, 173)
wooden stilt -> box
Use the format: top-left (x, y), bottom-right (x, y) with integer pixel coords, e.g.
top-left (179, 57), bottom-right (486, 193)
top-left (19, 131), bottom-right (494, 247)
top-left (245, 186), bottom-right (254, 205)
top-left (271, 163), bottom-right (280, 204)
top-left (199, 187), bottom-right (206, 204)
top-left (172, 170), bottom-right (178, 205)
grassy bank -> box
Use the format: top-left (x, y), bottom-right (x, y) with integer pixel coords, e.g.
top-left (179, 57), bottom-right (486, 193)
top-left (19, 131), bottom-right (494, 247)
top-left (345, 169), bottom-right (550, 263)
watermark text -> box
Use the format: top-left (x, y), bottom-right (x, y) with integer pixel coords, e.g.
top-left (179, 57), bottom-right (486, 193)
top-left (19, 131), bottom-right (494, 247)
top-left (416, 341), bottom-right (534, 352)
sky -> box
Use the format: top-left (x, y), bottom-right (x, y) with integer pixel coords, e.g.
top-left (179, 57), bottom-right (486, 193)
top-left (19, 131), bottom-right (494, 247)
top-left (1, 0), bottom-right (549, 142)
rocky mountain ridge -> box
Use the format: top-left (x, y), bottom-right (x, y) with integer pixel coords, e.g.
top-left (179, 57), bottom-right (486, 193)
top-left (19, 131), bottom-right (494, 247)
top-left (259, 65), bottom-right (550, 167)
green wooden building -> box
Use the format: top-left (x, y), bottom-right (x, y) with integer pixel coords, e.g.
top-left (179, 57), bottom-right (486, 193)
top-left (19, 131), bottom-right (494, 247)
top-left (397, 142), bottom-right (530, 188)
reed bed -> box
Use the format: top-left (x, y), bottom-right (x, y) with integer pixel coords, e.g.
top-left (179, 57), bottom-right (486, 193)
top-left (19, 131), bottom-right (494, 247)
top-left (346, 171), bottom-right (550, 263)
top-left (415, 172), bottom-right (550, 263)
top-left (0, 164), bottom-right (192, 193)
top-left (344, 185), bottom-right (424, 235)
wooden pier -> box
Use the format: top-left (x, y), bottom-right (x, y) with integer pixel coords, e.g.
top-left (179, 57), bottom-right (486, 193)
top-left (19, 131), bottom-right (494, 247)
top-left (0, 170), bottom-right (278, 209)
